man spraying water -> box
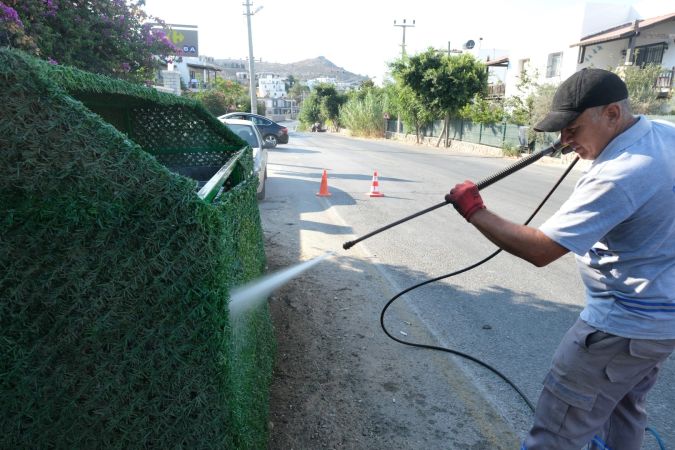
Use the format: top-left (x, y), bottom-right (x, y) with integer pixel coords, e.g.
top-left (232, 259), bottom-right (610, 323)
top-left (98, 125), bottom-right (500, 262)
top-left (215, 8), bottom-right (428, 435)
top-left (448, 68), bottom-right (675, 449)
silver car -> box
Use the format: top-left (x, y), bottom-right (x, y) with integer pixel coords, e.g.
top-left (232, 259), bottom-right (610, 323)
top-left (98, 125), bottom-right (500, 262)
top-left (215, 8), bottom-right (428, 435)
top-left (220, 118), bottom-right (271, 200)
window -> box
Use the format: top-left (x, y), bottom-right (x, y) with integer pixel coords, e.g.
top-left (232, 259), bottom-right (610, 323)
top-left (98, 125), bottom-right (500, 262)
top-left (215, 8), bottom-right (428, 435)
top-left (633, 42), bottom-right (666, 68)
top-left (227, 124), bottom-right (259, 148)
top-left (577, 46), bottom-right (586, 64)
top-left (546, 52), bottom-right (562, 78)
top-left (518, 58), bottom-right (530, 75)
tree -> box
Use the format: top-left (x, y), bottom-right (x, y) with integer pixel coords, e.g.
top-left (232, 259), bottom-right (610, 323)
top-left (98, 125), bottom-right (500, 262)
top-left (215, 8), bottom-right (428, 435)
top-left (340, 86), bottom-right (387, 138)
top-left (459, 95), bottom-right (507, 124)
top-left (285, 74), bottom-right (296, 91)
top-left (298, 83), bottom-right (346, 131)
top-left (359, 79), bottom-right (375, 90)
top-left (527, 83), bottom-right (558, 147)
top-left (315, 83), bottom-right (346, 131)
top-left (0, 0), bottom-right (176, 82)
top-left (288, 82), bottom-right (309, 104)
top-left (188, 77), bottom-right (248, 116)
top-left (616, 64), bottom-right (668, 114)
top-left (502, 65), bottom-right (540, 126)
top-left (392, 49), bottom-right (487, 146)
top-left (384, 73), bottom-right (434, 143)
top-left (298, 92), bottom-right (321, 126)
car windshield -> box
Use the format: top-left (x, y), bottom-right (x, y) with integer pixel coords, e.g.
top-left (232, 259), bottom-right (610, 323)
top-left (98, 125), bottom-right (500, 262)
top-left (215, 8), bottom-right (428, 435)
top-left (227, 124), bottom-right (260, 148)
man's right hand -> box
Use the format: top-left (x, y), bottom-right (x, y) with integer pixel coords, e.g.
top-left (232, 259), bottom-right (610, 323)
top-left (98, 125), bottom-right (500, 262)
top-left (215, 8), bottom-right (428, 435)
top-left (446, 180), bottom-right (485, 222)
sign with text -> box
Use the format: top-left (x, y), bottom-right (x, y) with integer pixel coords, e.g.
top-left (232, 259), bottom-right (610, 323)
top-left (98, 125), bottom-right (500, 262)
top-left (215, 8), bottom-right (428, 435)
top-left (162, 24), bottom-right (199, 56)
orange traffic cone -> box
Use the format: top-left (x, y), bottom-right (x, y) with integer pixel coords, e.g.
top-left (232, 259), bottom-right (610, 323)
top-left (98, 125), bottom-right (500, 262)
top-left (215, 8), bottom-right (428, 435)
top-left (316, 169), bottom-right (332, 196)
top-left (367, 170), bottom-right (384, 197)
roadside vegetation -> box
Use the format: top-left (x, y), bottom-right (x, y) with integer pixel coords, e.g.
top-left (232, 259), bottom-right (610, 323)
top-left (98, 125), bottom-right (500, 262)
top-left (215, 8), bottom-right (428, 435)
top-left (298, 82), bottom-right (347, 131)
top-left (187, 77), bottom-right (248, 116)
top-left (0, 0), bottom-right (268, 115)
top-left (2, 5), bottom-right (275, 448)
top-left (0, 0), bottom-right (175, 83)
top-left (619, 63), bottom-right (672, 114)
top-left (297, 50), bottom-right (672, 155)
top-left (391, 50), bottom-right (487, 147)
top-left (186, 77), bottom-right (265, 116)
top-left (340, 81), bottom-right (388, 138)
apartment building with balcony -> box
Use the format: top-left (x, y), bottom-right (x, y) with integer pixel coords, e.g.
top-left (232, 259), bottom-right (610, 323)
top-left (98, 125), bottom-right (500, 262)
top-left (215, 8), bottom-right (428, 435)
top-left (258, 73), bottom-right (287, 99)
top-left (488, 4), bottom-right (674, 103)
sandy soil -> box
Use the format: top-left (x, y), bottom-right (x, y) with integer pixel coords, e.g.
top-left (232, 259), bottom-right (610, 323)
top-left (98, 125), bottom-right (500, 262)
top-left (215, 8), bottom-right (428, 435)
top-left (261, 197), bottom-right (520, 450)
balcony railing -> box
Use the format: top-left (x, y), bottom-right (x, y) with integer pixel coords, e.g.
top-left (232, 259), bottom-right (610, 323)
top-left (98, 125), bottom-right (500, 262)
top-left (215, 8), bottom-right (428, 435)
top-left (487, 83), bottom-right (506, 98)
top-left (655, 68), bottom-right (674, 98)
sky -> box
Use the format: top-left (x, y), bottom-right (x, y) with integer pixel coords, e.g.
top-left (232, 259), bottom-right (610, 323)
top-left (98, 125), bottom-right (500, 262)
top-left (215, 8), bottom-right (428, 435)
top-left (143, 0), bottom-right (672, 82)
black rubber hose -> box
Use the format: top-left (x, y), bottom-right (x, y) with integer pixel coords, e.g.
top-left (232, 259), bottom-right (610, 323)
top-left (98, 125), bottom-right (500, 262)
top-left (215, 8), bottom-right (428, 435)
top-left (380, 155), bottom-right (579, 413)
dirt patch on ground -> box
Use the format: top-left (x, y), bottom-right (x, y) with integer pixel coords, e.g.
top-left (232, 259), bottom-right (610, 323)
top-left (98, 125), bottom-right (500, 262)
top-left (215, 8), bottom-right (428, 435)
top-left (265, 235), bottom-right (394, 449)
top-left (262, 214), bottom-right (520, 449)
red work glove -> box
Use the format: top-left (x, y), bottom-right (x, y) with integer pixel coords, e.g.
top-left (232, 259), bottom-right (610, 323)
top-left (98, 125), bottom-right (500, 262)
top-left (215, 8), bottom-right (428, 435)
top-left (445, 180), bottom-right (485, 221)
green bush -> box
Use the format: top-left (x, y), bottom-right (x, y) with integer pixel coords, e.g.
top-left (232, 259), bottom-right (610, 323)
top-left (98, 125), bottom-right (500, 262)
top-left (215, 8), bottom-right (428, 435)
top-left (501, 143), bottom-right (521, 157)
top-left (617, 64), bottom-right (668, 114)
top-left (459, 94), bottom-right (507, 124)
top-left (340, 89), bottom-right (387, 137)
top-left (0, 48), bottom-right (273, 449)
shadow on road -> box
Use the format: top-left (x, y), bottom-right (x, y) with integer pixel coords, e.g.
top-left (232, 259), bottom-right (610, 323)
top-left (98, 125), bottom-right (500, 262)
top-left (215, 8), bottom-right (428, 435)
top-left (273, 146), bottom-right (321, 154)
top-left (270, 166), bottom-right (415, 184)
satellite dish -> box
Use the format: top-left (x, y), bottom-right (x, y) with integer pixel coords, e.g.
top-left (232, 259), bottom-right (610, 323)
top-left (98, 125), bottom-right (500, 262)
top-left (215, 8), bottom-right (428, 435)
top-left (463, 40), bottom-right (475, 50)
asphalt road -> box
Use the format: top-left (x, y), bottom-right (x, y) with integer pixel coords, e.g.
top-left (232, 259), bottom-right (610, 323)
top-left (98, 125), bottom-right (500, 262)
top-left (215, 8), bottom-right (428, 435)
top-left (261, 130), bottom-right (675, 449)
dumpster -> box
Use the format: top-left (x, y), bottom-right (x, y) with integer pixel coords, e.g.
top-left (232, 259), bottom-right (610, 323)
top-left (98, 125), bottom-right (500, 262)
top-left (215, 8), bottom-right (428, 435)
top-left (0, 48), bottom-right (274, 449)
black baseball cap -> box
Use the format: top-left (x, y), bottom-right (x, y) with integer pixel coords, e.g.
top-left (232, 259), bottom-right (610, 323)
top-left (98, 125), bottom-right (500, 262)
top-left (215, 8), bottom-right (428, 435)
top-left (534, 68), bottom-right (628, 132)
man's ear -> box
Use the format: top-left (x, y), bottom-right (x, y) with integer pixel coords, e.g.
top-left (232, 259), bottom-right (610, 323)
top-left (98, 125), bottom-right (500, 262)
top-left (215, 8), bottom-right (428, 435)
top-left (604, 103), bottom-right (622, 125)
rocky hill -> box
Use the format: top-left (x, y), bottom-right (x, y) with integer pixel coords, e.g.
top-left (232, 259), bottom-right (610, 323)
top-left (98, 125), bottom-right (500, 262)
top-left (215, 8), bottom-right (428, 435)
top-left (214, 56), bottom-right (368, 83)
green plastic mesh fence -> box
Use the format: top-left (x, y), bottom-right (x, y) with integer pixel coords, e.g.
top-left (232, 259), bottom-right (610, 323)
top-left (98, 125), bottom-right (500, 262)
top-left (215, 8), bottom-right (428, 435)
top-left (0, 48), bottom-right (274, 449)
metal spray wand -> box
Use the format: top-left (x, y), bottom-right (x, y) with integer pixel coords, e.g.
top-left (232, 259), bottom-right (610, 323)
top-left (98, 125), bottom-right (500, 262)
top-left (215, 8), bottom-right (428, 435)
top-left (342, 140), bottom-right (568, 250)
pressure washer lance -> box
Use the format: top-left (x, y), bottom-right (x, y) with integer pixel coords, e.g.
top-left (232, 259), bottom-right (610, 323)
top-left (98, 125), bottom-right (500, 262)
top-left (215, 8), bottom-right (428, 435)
top-left (342, 139), bottom-right (570, 250)
top-left (228, 251), bottom-right (334, 317)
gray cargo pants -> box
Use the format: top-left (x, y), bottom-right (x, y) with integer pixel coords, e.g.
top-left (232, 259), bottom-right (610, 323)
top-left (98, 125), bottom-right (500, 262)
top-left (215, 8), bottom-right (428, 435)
top-left (523, 319), bottom-right (675, 450)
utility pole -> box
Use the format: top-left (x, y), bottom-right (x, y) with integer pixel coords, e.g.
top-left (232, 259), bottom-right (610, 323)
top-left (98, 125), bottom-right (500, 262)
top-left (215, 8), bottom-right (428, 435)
top-left (393, 19), bottom-right (415, 133)
top-left (393, 19), bottom-right (415, 59)
top-left (243, 1), bottom-right (262, 114)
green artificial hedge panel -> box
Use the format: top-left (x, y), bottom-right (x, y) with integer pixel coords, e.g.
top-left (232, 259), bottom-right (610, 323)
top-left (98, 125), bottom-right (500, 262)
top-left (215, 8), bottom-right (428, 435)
top-left (218, 179), bottom-right (275, 449)
top-left (0, 48), bottom-right (274, 449)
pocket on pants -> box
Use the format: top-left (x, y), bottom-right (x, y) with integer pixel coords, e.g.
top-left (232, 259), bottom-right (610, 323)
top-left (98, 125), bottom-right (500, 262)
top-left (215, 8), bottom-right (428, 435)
top-left (543, 372), bottom-right (596, 411)
top-left (605, 339), bottom-right (675, 383)
top-left (538, 373), bottom-right (598, 439)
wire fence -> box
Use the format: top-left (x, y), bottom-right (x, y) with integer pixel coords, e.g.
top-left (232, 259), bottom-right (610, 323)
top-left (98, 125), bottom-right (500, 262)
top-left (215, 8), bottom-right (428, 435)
top-left (387, 118), bottom-right (534, 149)
top-left (386, 114), bottom-right (675, 151)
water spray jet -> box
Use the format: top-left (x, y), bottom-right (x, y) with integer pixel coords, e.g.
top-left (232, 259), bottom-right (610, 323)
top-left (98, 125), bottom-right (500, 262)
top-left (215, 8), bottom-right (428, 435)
top-left (228, 251), bottom-right (334, 317)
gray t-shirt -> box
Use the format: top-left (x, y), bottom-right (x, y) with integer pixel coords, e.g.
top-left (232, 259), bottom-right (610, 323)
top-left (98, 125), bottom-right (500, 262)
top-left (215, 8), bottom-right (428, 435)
top-left (540, 116), bottom-right (675, 339)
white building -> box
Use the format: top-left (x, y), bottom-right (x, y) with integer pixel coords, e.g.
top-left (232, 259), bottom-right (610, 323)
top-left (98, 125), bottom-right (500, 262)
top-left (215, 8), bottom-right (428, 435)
top-left (258, 73), bottom-right (287, 99)
top-left (573, 11), bottom-right (675, 92)
top-left (497, 5), bottom-right (675, 100)
top-left (262, 97), bottom-right (297, 122)
top-left (336, 81), bottom-right (360, 92)
top-left (173, 56), bottom-right (221, 90)
top-left (306, 77), bottom-right (337, 90)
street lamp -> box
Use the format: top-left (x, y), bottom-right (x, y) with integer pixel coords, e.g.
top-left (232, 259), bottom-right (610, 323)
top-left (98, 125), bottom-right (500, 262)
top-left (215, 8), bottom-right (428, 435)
top-left (244, 1), bottom-right (263, 114)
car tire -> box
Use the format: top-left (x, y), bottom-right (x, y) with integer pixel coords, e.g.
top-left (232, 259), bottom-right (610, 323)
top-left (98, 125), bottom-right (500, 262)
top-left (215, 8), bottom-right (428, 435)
top-left (264, 135), bottom-right (278, 148)
top-left (257, 168), bottom-right (267, 200)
